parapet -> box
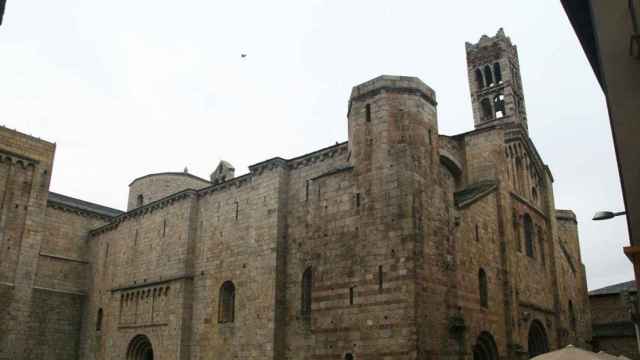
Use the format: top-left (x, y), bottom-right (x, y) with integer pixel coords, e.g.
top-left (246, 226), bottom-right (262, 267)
top-left (556, 209), bottom-right (578, 223)
top-left (348, 75), bottom-right (437, 108)
top-left (465, 27), bottom-right (513, 51)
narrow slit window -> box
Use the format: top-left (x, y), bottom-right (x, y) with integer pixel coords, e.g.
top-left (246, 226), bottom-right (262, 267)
top-left (378, 265), bottom-right (383, 291)
top-left (163, 219), bottom-right (167, 237)
top-left (218, 281), bottom-right (236, 323)
top-left (365, 104), bottom-right (371, 122)
top-left (234, 201), bottom-right (239, 221)
top-left (96, 308), bottom-right (103, 331)
top-left (349, 287), bottom-right (355, 305)
top-left (479, 269), bottom-right (488, 308)
top-left (524, 214), bottom-right (535, 258)
top-left (475, 224), bottom-right (480, 242)
top-left (356, 193), bottom-right (360, 208)
top-left (305, 180), bottom-right (310, 202)
top-left (301, 267), bottom-right (312, 316)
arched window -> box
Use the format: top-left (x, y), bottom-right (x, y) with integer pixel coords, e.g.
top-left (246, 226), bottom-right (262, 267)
top-left (484, 65), bottom-right (494, 86)
top-left (475, 68), bottom-right (485, 89)
top-left (473, 331), bottom-right (499, 360)
top-left (569, 301), bottom-right (576, 332)
top-left (480, 98), bottom-right (493, 120)
top-left (493, 94), bottom-right (505, 118)
top-left (96, 308), bottom-right (103, 331)
top-left (218, 281), bottom-right (235, 323)
top-left (301, 267), bottom-right (312, 316)
top-left (524, 214), bottom-right (535, 258)
top-left (479, 268), bottom-right (488, 308)
top-left (345, 353), bottom-right (354, 360)
top-left (493, 62), bottom-right (502, 83)
top-left (136, 194), bottom-right (144, 207)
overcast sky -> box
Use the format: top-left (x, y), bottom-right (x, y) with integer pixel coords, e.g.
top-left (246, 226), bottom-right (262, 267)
top-left (0, 0), bottom-right (631, 290)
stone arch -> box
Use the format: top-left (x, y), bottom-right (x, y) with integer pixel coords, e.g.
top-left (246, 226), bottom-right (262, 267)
top-left (126, 334), bottom-right (154, 360)
top-left (473, 331), bottom-right (499, 360)
top-left (528, 319), bottom-right (549, 358)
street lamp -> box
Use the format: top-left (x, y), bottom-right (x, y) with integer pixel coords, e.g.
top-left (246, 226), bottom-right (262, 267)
top-left (592, 211), bottom-right (627, 221)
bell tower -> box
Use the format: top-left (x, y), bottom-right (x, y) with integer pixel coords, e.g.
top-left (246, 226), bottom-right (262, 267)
top-left (466, 28), bottom-right (528, 132)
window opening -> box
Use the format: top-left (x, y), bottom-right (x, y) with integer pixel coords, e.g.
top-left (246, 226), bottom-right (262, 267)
top-left (96, 308), bottom-right (103, 331)
top-left (524, 214), bottom-right (535, 258)
top-left (494, 94), bottom-right (505, 118)
top-left (365, 104), bottom-right (371, 122)
top-left (301, 267), bottom-right (312, 316)
top-left (349, 286), bottom-right (355, 305)
top-left (479, 269), bottom-right (488, 308)
top-left (136, 194), bottom-right (144, 207)
top-left (493, 62), bottom-right (502, 83)
top-left (475, 68), bottom-right (485, 89)
top-left (218, 281), bottom-right (236, 323)
top-left (378, 265), bottom-right (383, 291)
top-left (484, 65), bottom-right (494, 86)
top-left (480, 98), bottom-right (493, 120)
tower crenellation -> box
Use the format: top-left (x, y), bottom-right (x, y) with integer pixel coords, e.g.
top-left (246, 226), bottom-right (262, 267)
top-left (466, 28), bottom-right (528, 132)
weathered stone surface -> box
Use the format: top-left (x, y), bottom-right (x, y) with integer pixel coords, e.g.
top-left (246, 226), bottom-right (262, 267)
top-left (0, 29), bottom-right (590, 360)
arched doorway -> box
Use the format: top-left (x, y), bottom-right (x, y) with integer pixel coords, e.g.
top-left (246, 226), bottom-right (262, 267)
top-left (127, 334), bottom-right (154, 360)
top-left (473, 332), bottom-right (499, 360)
top-left (528, 320), bottom-right (549, 358)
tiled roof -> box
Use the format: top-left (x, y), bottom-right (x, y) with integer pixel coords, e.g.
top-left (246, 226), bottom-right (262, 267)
top-left (589, 280), bottom-right (637, 296)
top-left (48, 192), bottom-right (123, 218)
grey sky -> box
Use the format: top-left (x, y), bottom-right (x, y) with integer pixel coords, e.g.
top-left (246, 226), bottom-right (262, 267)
top-left (0, 0), bottom-right (630, 290)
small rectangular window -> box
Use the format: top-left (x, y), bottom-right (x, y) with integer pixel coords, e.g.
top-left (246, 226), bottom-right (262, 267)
top-left (378, 265), bottom-right (383, 291)
top-left (475, 224), bottom-right (480, 242)
top-left (163, 219), bottom-right (167, 237)
top-left (365, 104), bottom-right (371, 122)
top-left (235, 201), bottom-right (239, 221)
top-left (356, 193), bottom-right (361, 208)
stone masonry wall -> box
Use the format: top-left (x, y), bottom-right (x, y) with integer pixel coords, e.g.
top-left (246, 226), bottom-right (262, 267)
top-left (0, 126), bottom-right (55, 360)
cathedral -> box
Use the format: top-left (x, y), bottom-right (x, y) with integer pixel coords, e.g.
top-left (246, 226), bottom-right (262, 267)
top-left (0, 29), bottom-right (590, 360)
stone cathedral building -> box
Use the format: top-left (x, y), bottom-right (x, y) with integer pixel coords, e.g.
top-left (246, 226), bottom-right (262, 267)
top-left (0, 29), bottom-right (590, 360)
